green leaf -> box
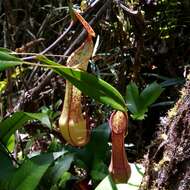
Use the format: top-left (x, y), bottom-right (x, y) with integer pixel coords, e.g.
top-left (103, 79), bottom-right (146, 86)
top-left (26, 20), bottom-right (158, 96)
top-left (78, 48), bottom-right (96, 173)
top-left (0, 51), bottom-right (126, 111)
top-left (37, 55), bottom-right (126, 112)
top-left (67, 0), bottom-right (76, 21)
top-left (0, 48), bottom-right (12, 53)
top-left (8, 153), bottom-right (55, 190)
top-left (0, 112), bottom-right (51, 144)
top-left (126, 82), bottom-right (141, 114)
top-left (65, 122), bottom-right (110, 169)
top-left (66, 123), bottom-right (110, 183)
top-left (6, 134), bottom-right (15, 152)
top-left (58, 171), bottom-right (71, 188)
top-left (126, 82), bottom-right (164, 120)
top-left (140, 82), bottom-right (164, 107)
top-left (0, 61), bottom-right (23, 71)
top-left (0, 151), bottom-right (16, 189)
top-left (25, 112), bottom-right (51, 128)
top-left (131, 112), bottom-right (147, 120)
top-left (0, 151), bottom-right (68, 190)
top-left (91, 160), bottom-right (108, 181)
top-left (160, 78), bottom-right (184, 87)
top-left (0, 50), bottom-right (22, 71)
top-left (45, 153), bottom-right (74, 184)
top-left (95, 175), bottom-right (118, 190)
top-left (86, 123), bottom-right (110, 159)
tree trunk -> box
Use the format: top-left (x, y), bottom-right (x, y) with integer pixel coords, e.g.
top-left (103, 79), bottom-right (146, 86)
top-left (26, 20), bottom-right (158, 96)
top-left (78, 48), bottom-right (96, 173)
top-left (140, 75), bottom-right (190, 190)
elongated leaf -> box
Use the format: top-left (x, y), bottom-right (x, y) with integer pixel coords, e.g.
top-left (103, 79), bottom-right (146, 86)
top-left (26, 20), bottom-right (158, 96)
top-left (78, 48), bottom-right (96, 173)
top-left (0, 112), bottom-right (51, 144)
top-left (0, 50), bottom-right (22, 71)
top-left (37, 55), bottom-right (127, 112)
top-left (87, 123), bottom-right (110, 181)
top-left (0, 51), bottom-right (126, 111)
top-left (0, 51), bottom-right (20, 61)
top-left (44, 153), bottom-right (74, 185)
top-left (140, 82), bottom-right (164, 107)
top-left (65, 122), bottom-right (110, 169)
top-left (86, 122), bottom-right (110, 160)
top-left (126, 82), bottom-right (164, 120)
top-left (8, 154), bottom-right (55, 190)
top-left (126, 82), bottom-right (141, 113)
top-left (0, 48), bottom-right (12, 53)
top-left (6, 134), bottom-right (15, 152)
top-left (0, 151), bottom-right (16, 189)
top-left (160, 78), bottom-right (184, 87)
top-left (91, 160), bottom-right (108, 181)
top-left (25, 112), bottom-right (51, 128)
top-left (0, 61), bottom-right (23, 71)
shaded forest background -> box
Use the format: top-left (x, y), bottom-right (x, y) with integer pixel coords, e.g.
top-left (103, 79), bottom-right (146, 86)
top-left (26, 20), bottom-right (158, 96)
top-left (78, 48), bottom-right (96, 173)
top-left (0, 0), bottom-right (189, 190)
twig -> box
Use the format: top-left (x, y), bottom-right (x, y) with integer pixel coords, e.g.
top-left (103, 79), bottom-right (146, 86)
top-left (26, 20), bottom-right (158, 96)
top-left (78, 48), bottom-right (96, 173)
top-left (26, 21), bottom-right (74, 83)
top-left (12, 52), bottom-right (69, 58)
top-left (114, 0), bottom-right (138, 15)
top-left (22, 21), bottom-right (74, 61)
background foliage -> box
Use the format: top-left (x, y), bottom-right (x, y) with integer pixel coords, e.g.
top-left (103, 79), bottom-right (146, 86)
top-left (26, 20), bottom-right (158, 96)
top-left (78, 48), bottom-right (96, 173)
top-left (0, 0), bottom-right (189, 189)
